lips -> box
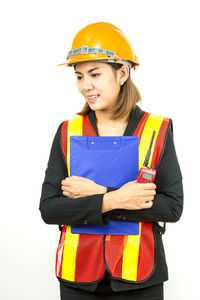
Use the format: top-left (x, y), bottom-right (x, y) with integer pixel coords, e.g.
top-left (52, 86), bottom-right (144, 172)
top-left (86, 94), bottom-right (100, 104)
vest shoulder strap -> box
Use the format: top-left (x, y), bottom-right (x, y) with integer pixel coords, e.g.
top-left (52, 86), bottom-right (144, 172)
top-left (136, 112), bottom-right (171, 169)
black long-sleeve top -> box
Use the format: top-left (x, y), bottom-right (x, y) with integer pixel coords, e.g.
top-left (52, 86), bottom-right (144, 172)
top-left (39, 106), bottom-right (183, 292)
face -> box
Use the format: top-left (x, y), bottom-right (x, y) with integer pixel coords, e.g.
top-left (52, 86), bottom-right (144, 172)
top-left (74, 62), bottom-right (122, 115)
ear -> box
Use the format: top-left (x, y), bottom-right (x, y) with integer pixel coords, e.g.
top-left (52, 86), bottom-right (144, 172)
top-left (119, 65), bottom-right (129, 86)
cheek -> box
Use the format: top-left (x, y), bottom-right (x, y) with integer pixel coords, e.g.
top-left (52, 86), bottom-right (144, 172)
top-left (109, 80), bottom-right (120, 98)
top-left (77, 81), bottom-right (83, 93)
top-left (98, 76), bottom-right (115, 93)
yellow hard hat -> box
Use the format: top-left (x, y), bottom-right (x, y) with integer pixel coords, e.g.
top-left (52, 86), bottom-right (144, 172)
top-left (58, 22), bottom-right (139, 69)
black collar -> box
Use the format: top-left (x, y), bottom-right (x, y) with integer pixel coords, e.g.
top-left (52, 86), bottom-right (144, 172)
top-left (87, 105), bottom-right (145, 136)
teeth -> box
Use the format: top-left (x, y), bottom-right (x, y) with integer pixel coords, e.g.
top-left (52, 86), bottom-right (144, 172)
top-left (88, 95), bottom-right (97, 99)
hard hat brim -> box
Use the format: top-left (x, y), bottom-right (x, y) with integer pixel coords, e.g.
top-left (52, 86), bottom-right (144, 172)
top-left (58, 56), bottom-right (139, 69)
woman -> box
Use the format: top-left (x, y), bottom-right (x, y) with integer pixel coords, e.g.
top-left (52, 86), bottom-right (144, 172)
top-left (40, 22), bottom-right (183, 300)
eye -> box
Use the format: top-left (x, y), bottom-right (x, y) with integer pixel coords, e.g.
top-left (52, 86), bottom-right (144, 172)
top-left (91, 73), bottom-right (100, 78)
top-left (76, 76), bottom-right (82, 81)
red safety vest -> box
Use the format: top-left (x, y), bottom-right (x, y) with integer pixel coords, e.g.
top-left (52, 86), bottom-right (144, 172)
top-left (55, 112), bottom-right (170, 283)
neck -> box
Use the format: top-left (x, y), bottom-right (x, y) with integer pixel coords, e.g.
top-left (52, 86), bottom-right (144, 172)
top-left (95, 110), bottom-right (128, 125)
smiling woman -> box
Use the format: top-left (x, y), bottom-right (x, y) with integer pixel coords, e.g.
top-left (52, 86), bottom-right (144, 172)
top-left (75, 62), bottom-right (127, 118)
top-left (40, 22), bottom-right (183, 300)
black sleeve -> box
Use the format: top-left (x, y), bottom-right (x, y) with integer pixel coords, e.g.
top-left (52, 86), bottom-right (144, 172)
top-left (39, 123), bottom-right (109, 226)
top-left (109, 129), bottom-right (184, 223)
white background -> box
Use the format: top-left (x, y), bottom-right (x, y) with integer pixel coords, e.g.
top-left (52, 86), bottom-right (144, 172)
top-left (0, 0), bottom-right (199, 299)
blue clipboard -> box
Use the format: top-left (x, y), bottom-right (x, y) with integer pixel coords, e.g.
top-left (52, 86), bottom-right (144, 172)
top-left (70, 136), bottom-right (139, 235)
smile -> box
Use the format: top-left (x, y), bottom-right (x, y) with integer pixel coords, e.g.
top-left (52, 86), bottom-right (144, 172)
top-left (86, 94), bottom-right (100, 103)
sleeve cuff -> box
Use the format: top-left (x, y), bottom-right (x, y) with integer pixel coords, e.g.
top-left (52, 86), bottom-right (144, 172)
top-left (83, 194), bottom-right (110, 226)
top-left (107, 187), bottom-right (119, 192)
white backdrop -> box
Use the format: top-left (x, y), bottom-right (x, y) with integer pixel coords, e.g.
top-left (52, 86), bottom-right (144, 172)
top-left (1, 1), bottom-right (199, 299)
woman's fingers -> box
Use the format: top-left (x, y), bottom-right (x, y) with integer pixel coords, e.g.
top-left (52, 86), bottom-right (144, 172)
top-left (142, 189), bottom-right (156, 197)
top-left (144, 195), bottom-right (155, 202)
top-left (62, 191), bottom-right (70, 196)
top-left (61, 184), bottom-right (70, 191)
top-left (143, 200), bottom-right (153, 209)
top-left (61, 179), bottom-right (71, 186)
top-left (61, 178), bottom-right (81, 198)
top-left (62, 189), bottom-right (78, 198)
top-left (61, 181), bottom-right (72, 197)
top-left (142, 183), bottom-right (156, 190)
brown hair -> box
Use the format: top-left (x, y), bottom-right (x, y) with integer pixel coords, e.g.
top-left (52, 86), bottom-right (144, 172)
top-left (76, 63), bottom-right (141, 120)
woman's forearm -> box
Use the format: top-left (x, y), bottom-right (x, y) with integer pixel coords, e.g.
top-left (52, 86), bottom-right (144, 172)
top-left (102, 190), bottom-right (119, 213)
top-left (102, 180), bottom-right (183, 223)
top-left (102, 181), bottom-right (155, 213)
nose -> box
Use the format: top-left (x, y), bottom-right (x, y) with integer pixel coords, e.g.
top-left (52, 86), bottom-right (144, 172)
top-left (81, 76), bottom-right (94, 92)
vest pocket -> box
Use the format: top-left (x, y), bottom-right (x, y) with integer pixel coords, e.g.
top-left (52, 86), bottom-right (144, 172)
top-left (104, 222), bottom-right (156, 283)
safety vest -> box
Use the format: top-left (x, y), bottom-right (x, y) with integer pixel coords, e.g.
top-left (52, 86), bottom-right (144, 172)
top-left (55, 112), bottom-right (170, 284)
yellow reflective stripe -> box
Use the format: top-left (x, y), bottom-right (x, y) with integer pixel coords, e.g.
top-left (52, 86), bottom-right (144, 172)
top-left (62, 116), bottom-right (82, 281)
top-left (122, 223), bottom-right (141, 281)
top-left (67, 116), bottom-right (83, 176)
top-left (139, 114), bottom-right (164, 170)
top-left (61, 226), bottom-right (79, 281)
top-left (121, 114), bottom-right (163, 281)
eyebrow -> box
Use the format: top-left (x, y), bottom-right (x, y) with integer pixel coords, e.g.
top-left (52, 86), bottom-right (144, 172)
top-left (75, 67), bottom-right (100, 75)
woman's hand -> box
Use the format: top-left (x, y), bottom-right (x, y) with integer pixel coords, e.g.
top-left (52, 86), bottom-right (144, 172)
top-left (61, 176), bottom-right (107, 199)
top-left (116, 180), bottom-right (156, 210)
top-left (102, 180), bottom-right (156, 213)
